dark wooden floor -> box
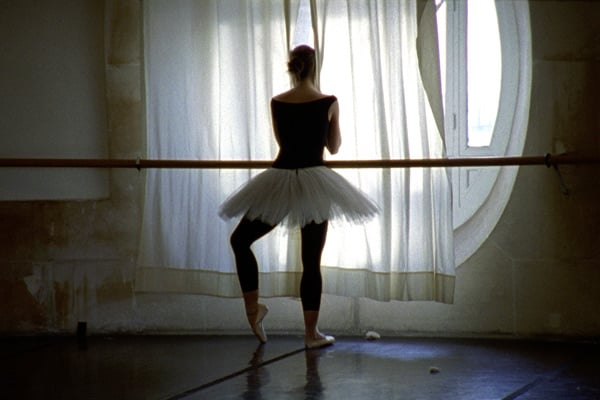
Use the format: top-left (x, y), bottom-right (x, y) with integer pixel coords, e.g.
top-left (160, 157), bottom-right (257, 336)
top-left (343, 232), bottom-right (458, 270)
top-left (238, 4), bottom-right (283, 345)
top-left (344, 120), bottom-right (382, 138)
top-left (2, 335), bottom-right (599, 399)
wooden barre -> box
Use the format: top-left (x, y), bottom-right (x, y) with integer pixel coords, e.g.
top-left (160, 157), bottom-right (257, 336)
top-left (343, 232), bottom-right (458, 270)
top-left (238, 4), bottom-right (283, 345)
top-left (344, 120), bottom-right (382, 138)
top-left (0, 154), bottom-right (598, 169)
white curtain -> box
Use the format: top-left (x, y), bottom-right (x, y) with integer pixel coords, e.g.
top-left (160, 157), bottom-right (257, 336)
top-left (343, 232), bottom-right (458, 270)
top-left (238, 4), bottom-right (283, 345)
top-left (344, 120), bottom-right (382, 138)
top-left (137, 0), bottom-right (455, 303)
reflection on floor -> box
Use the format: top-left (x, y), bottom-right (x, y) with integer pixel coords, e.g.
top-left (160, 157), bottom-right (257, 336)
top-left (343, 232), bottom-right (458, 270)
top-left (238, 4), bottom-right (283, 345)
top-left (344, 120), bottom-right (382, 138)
top-left (2, 335), bottom-right (599, 399)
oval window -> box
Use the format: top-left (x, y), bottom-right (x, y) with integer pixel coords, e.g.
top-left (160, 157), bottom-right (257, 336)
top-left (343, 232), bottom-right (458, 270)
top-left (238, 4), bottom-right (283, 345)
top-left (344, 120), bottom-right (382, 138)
top-left (436, 0), bottom-right (532, 264)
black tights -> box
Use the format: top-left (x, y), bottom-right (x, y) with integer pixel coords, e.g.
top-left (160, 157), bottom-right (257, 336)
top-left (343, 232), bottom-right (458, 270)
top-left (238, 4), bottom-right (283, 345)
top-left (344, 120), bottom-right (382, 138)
top-left (230, 218), bottom-right (328, 311)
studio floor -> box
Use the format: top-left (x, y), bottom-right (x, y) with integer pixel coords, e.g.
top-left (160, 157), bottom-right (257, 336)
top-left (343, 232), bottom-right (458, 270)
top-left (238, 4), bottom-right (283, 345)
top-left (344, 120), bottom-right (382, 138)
top-left (2, 334), bottom-right (599, 399)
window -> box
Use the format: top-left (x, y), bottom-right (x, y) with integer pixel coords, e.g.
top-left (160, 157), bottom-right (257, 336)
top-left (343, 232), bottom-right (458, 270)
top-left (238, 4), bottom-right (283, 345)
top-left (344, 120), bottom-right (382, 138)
top-left (437, 0), bottom-right (502, 149)
top-left (436, 0), bottom-right (532, 263)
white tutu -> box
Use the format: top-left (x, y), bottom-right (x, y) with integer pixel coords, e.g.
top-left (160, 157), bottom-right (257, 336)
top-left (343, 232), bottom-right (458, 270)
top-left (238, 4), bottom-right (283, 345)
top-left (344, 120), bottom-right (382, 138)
top-left (219, 166), bottom-right (378, 227)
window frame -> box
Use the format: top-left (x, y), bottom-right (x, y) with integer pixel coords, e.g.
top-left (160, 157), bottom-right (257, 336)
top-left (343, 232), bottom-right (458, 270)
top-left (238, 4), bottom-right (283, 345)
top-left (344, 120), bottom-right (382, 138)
top-left (439, 0), bottom-right (532, 264)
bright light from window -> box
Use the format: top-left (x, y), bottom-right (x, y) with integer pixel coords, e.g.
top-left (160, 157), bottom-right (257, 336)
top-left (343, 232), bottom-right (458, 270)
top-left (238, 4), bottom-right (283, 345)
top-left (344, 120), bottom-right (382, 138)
top-left (293, 0), bottom-right (314, 48)
top-left (467, 0), bottom-right (501, 147)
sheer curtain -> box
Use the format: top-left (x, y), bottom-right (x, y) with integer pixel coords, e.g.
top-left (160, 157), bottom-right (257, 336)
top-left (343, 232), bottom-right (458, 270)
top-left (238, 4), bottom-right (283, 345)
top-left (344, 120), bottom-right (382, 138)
top-left (137, 0), bottom-right (455, 303)
top-left (311, 0), bottom-right (454, 302)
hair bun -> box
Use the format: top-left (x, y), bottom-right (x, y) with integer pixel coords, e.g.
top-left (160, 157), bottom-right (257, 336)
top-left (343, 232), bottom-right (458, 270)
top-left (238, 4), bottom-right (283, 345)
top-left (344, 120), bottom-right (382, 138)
top-left (288, 58), bottom-right (304, 74)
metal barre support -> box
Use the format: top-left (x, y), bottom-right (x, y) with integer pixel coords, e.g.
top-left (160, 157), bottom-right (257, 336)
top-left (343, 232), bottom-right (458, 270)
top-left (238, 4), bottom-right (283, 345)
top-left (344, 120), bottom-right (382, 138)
top-left (0, 153), bottom-right (598, 169)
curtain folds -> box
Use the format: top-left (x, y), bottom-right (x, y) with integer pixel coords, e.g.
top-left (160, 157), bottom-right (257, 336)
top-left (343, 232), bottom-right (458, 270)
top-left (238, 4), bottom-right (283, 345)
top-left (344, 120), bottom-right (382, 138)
top-left (137, 0), bottom-right (455, 303)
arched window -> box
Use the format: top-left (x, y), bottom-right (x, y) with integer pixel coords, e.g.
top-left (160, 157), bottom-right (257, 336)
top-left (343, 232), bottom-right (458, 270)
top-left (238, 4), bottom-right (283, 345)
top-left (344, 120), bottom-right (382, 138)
top-left (436, 0), bottom-right (532, 264)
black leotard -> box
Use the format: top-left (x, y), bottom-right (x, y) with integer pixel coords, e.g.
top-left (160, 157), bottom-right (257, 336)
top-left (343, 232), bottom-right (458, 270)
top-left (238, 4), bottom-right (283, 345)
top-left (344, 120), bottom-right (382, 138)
top-left (270, 96), bottom-right (337, 169)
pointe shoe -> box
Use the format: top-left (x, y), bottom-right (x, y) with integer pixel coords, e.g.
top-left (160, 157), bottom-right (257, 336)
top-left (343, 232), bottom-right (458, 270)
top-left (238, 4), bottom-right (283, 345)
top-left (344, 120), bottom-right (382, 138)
top-left (248, 303), bottom-right (269, 343)
top-left (305, 334), bottom-right (335, 349)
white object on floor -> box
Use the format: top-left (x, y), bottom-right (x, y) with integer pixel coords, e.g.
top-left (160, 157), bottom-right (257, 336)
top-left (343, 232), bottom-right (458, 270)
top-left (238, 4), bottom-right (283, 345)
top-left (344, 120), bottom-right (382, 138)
top-left (365, 331), bottom-right (381, 340)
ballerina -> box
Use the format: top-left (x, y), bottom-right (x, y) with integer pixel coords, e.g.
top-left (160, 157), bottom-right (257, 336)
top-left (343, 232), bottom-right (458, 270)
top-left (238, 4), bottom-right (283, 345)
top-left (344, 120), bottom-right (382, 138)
top-left (220, 45), bottom-right (377, 349)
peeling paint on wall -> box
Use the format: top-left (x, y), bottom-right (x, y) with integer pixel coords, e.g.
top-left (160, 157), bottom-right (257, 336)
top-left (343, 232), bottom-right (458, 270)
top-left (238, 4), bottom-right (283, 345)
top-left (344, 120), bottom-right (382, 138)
top-left (20, 262), bottom-right (135, 333)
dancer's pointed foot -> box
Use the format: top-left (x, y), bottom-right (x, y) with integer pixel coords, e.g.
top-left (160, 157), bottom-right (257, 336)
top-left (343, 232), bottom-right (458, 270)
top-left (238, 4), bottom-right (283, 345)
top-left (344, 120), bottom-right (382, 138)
top-left (247, 303), bottom-right (269, 343)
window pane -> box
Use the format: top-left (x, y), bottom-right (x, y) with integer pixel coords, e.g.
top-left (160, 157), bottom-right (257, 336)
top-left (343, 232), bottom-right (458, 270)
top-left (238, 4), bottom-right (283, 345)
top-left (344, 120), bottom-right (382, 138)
top-left (467, 0), bottom-right (501, 147)
top-left (436, 0), bottom-right (447, 114)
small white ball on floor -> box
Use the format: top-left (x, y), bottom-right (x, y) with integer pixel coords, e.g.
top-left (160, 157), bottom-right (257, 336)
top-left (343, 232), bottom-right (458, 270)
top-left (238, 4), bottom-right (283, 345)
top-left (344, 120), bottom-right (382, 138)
top-left (365, 331), bottom-right (381, 340)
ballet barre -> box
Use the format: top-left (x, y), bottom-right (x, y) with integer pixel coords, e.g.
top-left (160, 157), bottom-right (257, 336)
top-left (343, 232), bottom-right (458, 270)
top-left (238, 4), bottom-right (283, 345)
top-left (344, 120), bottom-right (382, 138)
top-left (0, 153), bottom-right (598, 169)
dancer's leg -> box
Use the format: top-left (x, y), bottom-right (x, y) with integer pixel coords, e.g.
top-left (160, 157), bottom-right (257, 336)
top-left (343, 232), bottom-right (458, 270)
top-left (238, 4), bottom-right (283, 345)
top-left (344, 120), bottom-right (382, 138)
top-left (300, 221), bottom-right (334, 347)
top-left (300, 221), bottom-right (327, 311)
top-left (230, 218), bottom-right (276, 292)
top-left (230, 218), bottom-right (275, 342)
